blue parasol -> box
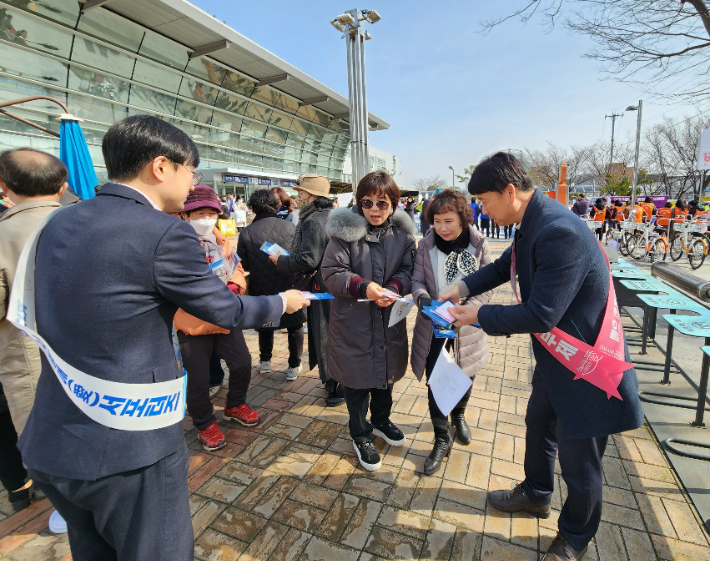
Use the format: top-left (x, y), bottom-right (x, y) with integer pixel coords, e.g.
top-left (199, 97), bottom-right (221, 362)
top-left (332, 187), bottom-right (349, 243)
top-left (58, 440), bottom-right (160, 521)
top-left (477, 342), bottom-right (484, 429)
top-left (59, 116), bottom-right (98, 200)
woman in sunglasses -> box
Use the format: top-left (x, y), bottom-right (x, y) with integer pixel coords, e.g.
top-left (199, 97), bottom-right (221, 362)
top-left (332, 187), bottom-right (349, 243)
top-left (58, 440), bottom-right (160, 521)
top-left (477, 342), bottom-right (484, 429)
top-left (411, 189), bottom-right (492, 475)
top-left (321, 171), bottom-right (416, 472)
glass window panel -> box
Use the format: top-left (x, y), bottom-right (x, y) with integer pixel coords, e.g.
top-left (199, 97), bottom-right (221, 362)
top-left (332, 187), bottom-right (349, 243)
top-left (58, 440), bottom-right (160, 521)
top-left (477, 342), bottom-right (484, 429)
top-left (322, 131), bottom-right (337, 145)
top-left (266, 109), bottom-right (291, 129)
top-left (5, 0), bottom-right (79, 27)
top-left (332, 146), bottom-right (346, 160)
top-left (239, 151), bottom-right (262, 168)
top-left (128, 84), bottom-right (177, 115)
top-left (208, 126), bottom-right (238, 149)
top-left (0, 9), bottom-right (73, 58)
top-left (289, 117), bottom-right (311, 137)
top-left (239, 135), bottom-right (263, 154)
top-left (285, 133), bottom-right (304, 149)
top-left (77, 9), bottom-right (143, 51)
top-left (214, 91), bottom-right (248, 116)
top-left (132, 59), bottom-right (181, 93)
top-left (305, 151), bottom-right (317, 165)
top-left (317, 154), bottom-right (331, 167)
top-left (184, 58), bottom-right (226, 86)
top-left (68, 92), bottom-right (128, 124)
top-left (240, 119), bottom-right (266, 139)
top-left (250, 86), bottom-right (279, 106)
top-left (300, 162), bottom-right (315, 174)
top-left (336, 134), bottom-right (349, 148)
top-left (263, 156), bottom-right (282, 172)
top-left (295, 105), bottom-right (316, 123)
top-left (174, 99), bottom-right (213, 124)
top-left (275, 94), bottom-right (299, 114)
top-left (316, 166), bottom-right (328, 176)
top-left (311, 108), bottom-right (331, 128)
top-left (138, 32), bottom-right (187, 70)
top-left (68, 68), bottom-right (130, 103)
top-left (0, 107), bottom-right (60, 135)
top-left (318, 143), bottom-right (334, 157)
top-left (284, 146), bottom-right (301, 161)
top-left (244, 102), bottom-right (270, 124)
top-left (264, 126), bottom-right (287, 146)
top-left (283, 161), bottom-right (298, 173)
top-left (311, 126), bottom-right (325, 141)
top-left (302, 137), bottom-right (316, 152)
top-left (222, 71), bottom-right (255, 97)
top-left (264, 141), bottom-right (285, 158)
top-left (0, 43), bottom-right (68, 87)
top-left (178, 78), bottom-right (219, 106)
top-left (210, 112), bottom-right (243, 138)
top-left (72, 37), bottom-right (135, 79)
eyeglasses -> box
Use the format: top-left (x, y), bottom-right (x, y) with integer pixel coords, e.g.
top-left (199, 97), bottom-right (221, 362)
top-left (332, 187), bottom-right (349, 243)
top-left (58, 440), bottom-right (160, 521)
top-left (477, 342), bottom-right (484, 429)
top-left (360, 199), bottom-right (390, 211)
top-left (183, 164), bottom-right (203, 186)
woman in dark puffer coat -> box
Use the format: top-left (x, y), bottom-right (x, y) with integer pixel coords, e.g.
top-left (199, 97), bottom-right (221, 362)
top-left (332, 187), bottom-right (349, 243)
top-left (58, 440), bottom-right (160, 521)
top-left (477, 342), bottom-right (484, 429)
top-left (411, 189), bottom-right (492, 475)
top-left (321, 171), bottom-right (416, 472)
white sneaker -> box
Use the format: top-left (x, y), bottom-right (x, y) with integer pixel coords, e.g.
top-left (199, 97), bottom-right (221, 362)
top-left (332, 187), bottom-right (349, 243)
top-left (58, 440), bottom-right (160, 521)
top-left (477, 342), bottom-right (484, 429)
top-left (49, 510), bottom-right (67, 534)
top-left (259, 361), bottom-right (271, 374)
top-left (285, 364), bottom-right (302, 381)
top-left (208, 385), bottom-right (221, 399)
top-left (303, 326), bottom-right (308, 334)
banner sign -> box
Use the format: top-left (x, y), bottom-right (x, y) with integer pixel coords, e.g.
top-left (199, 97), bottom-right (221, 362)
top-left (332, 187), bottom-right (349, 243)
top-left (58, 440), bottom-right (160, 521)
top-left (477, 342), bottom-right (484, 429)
top-left (224, 175), bottom-right (250, 183)
top-left (283, 180), bottom-right (298, 188)
top-left (224, 175), bottom-right (282, 186)
top-left (7, 209), bottom-right (186, 431)
top-left (698, 128), bottom-right (710, 171)
top-left (610, 196), bottom-right (667, 207)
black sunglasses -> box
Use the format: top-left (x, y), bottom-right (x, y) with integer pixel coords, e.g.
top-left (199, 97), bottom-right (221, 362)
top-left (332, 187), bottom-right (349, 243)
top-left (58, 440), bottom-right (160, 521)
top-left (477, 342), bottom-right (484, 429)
top-left (360, 199), bottom-right (390, 210)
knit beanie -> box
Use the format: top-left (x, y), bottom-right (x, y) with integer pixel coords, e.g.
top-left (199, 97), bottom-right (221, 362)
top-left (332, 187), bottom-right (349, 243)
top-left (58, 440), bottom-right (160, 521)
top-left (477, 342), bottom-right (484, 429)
top-left (183, 185), bottom-right (222, 213)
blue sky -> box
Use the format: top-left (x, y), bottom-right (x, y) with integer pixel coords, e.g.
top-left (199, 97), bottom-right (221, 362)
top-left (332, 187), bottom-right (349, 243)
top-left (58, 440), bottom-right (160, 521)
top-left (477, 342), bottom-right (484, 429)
top-left (195, 0), bottom-right (693, 185)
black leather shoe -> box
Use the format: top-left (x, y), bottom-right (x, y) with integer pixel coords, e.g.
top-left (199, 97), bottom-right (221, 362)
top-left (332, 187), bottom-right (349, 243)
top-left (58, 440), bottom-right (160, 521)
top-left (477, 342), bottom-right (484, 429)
top-left (423, 425), bottom-right (455, 476)
top-left (488, 483), bottom-right (551, 518)
top-left (325, 380), bottom-right (345, 407)
top-left (8, 483), bottom-right (33, 512)
top-left (543, 533), bottom-right (587, 560)
top-left (451, 413), bottom-right (471, 445)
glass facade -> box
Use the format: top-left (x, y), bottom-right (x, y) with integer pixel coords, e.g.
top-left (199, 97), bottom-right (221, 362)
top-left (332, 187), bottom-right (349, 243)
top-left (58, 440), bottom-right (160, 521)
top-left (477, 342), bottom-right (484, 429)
top-left (0, 0), bottom-right (351, 184)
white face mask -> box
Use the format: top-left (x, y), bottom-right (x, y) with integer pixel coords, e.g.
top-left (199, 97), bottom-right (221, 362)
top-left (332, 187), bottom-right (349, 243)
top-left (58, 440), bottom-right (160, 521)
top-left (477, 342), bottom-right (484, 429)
top-left (190, 218), bottom-right (218, 236)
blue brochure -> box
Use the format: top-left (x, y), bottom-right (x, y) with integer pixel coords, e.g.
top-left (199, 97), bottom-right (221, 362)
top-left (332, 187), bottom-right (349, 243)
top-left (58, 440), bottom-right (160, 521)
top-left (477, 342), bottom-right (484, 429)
top-left (300, 291), bottom-right (335, 301)
top-left (422, 305), bottom-right (453, 329)
top-left (432, 323), bottom-right (456, 339)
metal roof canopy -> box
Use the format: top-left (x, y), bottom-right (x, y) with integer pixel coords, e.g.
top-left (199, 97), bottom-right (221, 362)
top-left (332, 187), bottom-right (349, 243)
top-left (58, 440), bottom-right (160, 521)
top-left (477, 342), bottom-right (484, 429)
top-left (96, 0), bottom-right (390, 131)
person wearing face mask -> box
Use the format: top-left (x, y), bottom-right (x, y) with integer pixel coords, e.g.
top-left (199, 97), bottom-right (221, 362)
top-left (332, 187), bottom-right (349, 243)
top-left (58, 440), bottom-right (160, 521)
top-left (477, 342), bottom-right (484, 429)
top-left (321, 171), bottom-right (416, 472)
top-left (173, 185), bottom-right (257, 452)
top-left (410, 189), bottom-right (492, 475)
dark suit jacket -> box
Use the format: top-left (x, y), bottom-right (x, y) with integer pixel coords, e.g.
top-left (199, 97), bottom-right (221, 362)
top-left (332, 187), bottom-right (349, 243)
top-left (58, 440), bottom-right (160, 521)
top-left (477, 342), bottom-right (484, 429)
top-left (461, 189), bottom-right (644, 439)
top-left (19, 184), bottom-right (283, 480)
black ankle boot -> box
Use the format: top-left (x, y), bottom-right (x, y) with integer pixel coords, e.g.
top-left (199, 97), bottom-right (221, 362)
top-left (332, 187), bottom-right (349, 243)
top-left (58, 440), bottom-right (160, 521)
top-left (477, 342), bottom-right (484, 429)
top-left (451, 413), bottom-right (471, 445)
top-left (325, 380), bottom-right (345, 407)
top-left (423, 424), bottom-right (455, 476)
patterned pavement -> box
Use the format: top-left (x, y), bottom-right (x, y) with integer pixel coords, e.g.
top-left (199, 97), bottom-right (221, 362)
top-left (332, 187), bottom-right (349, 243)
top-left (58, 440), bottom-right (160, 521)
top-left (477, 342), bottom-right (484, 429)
top-left (1, 243), bottom-right (709, 561)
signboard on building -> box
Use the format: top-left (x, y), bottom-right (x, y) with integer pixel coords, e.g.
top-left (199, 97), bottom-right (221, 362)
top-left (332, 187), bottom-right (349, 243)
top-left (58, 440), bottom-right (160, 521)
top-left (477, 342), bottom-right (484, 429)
top-left (223, 174), bottom-right (283, 186)
top-left (224, 175), bottom-right (250, 183)
top-left (610, 195), bottom-right (668, 207)
top-left (698, 128), bottom-right (710, 171)
top-left (282, 180), bottom-right (298, 188)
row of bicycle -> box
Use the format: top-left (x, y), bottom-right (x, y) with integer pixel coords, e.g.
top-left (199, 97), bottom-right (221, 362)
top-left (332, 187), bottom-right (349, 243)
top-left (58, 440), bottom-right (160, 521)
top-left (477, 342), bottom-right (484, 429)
top-left (586, 218), bottom-right (709, 269)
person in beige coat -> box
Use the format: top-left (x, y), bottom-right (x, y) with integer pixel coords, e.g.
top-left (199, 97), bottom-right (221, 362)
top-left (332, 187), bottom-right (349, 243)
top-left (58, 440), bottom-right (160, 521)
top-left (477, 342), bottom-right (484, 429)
top-left (411, 189), bottom-right (492, 475)
top-left (0, 148), bottom-right (68, 511)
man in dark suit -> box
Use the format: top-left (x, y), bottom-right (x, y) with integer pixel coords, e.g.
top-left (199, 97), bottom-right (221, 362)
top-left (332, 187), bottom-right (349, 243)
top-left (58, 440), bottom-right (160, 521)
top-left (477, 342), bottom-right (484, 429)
top-left (441, 153), bottom-right (643, 561)
top-left (17, 116), bottom-right (309, 561)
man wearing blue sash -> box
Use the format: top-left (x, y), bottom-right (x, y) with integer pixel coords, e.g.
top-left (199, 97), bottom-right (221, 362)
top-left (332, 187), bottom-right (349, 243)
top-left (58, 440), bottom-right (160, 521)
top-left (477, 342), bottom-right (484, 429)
top-left (16, 116), bottom-right (309, 561)
top-left (440, 153), bottom-right (643, 561)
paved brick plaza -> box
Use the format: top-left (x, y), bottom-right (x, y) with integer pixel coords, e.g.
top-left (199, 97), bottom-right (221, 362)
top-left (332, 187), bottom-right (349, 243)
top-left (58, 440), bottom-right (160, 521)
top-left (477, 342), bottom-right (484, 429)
top-left (1, 244), bottom-right (709, 561)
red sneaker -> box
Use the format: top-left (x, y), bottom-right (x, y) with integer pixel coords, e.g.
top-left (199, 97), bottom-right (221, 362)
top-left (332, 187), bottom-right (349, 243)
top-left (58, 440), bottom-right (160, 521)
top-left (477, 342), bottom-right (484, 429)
top-left (197, 422), bottom-right (226, 451)
top-left (223, 403), bottom-right (260, 427)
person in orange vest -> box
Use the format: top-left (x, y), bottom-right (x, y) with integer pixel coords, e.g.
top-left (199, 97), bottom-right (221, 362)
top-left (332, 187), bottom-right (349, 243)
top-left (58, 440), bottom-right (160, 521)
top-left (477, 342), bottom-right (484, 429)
top-left (590, 198), bottom-right (607, 240)
top-left (639, 197), bottom-right (655, 223)
top-left (657, 202), bottom-right (673, 232)
top-left (609, 200), bottom-right (625, 231)
top-left (622, 201), bottom-right (644, 223)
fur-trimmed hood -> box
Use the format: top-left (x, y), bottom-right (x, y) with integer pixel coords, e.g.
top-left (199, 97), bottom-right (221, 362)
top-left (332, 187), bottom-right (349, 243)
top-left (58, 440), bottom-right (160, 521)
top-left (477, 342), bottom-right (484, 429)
top-left (326, 207), bottom-right (416, 242)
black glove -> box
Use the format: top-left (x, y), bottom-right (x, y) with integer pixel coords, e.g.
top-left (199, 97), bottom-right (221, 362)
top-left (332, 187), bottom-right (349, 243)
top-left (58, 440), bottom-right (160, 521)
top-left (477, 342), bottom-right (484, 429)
top-left (417, 295), bottom-right (432, 311)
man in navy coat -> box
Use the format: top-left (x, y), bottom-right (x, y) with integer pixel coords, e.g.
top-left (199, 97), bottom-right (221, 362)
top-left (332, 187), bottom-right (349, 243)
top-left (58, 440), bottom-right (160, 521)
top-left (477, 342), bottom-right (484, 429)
top-left (441, 153), bottom-right (643, 561)
top-left (18, 116), bottom-right (309, 561)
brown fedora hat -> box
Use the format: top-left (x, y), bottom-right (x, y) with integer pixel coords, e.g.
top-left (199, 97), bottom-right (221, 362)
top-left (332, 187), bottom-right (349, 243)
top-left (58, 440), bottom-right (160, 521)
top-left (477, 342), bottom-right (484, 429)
top-left (295, 174), bottom-right (330, 198)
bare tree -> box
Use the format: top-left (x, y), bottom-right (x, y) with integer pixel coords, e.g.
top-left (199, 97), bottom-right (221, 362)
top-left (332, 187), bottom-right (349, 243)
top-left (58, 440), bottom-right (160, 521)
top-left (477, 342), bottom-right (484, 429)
top-left (524, 142), bottom-right (622, 189)
top-left (412, 176), bottom-right (448, 191)
top-left (482, 1), bottom-right (710, 103)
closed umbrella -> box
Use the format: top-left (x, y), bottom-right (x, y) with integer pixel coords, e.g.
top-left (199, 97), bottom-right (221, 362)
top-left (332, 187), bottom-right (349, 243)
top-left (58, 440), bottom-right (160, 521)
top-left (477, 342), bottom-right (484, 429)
top-left (59, 115), bottom-right (98, 200)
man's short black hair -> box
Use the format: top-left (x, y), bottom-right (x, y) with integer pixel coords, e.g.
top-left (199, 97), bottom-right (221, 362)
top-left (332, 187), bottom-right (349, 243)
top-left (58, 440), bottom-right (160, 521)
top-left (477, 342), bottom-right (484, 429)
top-left (644, 196), bottom-right (652, 203)
top-left (468, 152), bottom-right (532, 195)
top-left (102, 115), bottom-right (199, 181)
top-left (248, 188), bottom-right (279, 214)
top-left (0, 148), bottom-right (68, 197)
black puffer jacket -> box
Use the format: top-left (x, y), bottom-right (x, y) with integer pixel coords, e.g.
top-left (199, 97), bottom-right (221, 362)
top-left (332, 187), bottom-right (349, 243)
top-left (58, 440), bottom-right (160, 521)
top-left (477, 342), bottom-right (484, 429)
top-left (237, 212), bottom-right (296, 296)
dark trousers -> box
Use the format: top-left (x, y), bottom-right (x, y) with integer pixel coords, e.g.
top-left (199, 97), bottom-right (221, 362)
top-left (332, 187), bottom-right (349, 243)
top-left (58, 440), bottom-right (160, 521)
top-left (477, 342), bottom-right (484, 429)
top-left (504, 224), bottom-right (513, 239)
top-left (480, 218), bottom-right (490, 237)
top-left (178, 330), bottom-right (251, 431)
top-left (344, 384), bottom-right (393, 443)
top-left (0, 409), bottom-right (27, 492)
top-left (425, 335), bottom-right (471, 432)
top-left (521, 369), bottom-right (608, 551)
top-left (209, 352), bottom-right (224, 387)
top-left (258, 324), bottom-right (304, 368)
top-left (30, 445), bottom-right (193, 561)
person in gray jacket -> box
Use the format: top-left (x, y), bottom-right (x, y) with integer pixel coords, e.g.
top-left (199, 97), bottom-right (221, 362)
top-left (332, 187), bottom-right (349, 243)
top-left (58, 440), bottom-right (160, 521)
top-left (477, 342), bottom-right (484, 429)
top-left (411, 189), bottom-right (492, 475)
top-left (321, 171), bottom-right (416, 471)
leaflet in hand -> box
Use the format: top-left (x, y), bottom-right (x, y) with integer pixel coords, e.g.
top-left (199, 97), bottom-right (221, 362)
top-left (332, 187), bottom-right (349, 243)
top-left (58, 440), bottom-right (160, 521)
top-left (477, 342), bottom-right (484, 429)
top-left (422, 301), bottom-right (456, 328)
top-left (432, 323), bottom-right (456, 339)
top-left (261, 242), bottom-right (291, 257)
top-left (300, 291), bottom-right (335, 300)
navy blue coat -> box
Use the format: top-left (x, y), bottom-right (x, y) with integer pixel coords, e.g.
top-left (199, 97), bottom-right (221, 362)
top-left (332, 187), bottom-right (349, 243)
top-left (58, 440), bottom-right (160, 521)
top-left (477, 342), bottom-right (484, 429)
top-left (463, 189), bottom-right (644, 439)
top-left (18, 184), bottom-right (283, 480)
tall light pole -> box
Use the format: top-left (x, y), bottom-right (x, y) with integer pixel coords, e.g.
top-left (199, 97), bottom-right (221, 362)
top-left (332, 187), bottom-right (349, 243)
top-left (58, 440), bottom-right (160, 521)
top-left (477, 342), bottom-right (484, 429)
top-left (448, 165), bottom-right (455, 189)
top-left (330, 9), bottom-right (381, 193)
top-left (605, 111), bottom-right (623, 177)
top-left (626, 100), bottom-right (643, 210)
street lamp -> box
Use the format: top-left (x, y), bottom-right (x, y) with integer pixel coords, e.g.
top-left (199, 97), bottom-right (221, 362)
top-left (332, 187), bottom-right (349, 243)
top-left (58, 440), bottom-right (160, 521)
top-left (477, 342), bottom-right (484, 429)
top-left (626, 100), bottom-right (643, 211)
top-left (448, 165), bottom-right (455, 189)
top-left (330, 9), bottom-right (382, 193)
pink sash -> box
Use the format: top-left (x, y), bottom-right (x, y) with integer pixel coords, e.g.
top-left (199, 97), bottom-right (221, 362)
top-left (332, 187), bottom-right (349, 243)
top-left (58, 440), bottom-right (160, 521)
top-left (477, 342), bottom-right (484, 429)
top-left (510, 240), bottom-right (631, 400)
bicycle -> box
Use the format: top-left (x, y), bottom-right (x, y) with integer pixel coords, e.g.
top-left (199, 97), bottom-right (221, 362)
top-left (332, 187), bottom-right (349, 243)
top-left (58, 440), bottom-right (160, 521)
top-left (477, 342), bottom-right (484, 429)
top-left (669, 221), bottom-right (708, 269)
top-left (617, 220), bottom-right (640, 257)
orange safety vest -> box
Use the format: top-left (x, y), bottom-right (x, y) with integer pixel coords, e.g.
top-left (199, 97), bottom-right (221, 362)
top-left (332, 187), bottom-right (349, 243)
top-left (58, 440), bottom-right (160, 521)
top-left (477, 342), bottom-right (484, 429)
top-left (592, 206), bottom-right (606, 222)
top-left (613, 207), bottom-right (625, 221)
top-left (657, 207), bottom-right (672, 227)
top-left (639, 203), bottom-right (654, 222)
top-left (630, 205), bottom-right (644, 223)
top-left (671, 208), bottom-right (687, 224)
